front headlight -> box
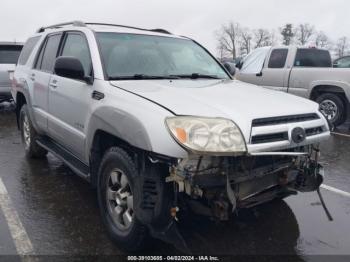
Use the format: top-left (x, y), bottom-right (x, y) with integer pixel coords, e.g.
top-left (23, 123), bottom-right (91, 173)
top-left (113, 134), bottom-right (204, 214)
top-left (165, 116), bottom-right (247, 154)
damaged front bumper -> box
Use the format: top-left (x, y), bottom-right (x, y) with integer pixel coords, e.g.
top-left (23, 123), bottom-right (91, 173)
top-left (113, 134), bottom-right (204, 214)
top-left (134, 145), bottom-right (326, 252)
top-left (166, 145), bottom-right (324, 220)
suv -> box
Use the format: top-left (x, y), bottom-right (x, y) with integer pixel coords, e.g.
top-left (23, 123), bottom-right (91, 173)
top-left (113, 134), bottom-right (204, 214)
top-left (12, 21), bottom-right (330, 251)
top-left (0, 42), bottom-right (23, 102)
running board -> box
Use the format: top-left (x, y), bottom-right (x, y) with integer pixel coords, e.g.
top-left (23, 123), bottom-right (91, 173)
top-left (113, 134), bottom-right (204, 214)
top-left (36, 136), bottom-right (90, 181)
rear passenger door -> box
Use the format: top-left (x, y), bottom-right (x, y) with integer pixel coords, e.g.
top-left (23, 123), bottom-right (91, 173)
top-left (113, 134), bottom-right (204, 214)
top-left (30, 33), bottom-right (62, 133)
top-left (48, 32), bottom-right (93, 161)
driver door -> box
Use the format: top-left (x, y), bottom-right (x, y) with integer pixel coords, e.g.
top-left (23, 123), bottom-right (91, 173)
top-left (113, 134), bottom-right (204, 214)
top-left (48, 32), bottom-right (93, 161)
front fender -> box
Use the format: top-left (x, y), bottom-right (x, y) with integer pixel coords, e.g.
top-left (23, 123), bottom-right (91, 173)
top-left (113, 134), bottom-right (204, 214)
top-left (85, 106), bottom-right (188, 161)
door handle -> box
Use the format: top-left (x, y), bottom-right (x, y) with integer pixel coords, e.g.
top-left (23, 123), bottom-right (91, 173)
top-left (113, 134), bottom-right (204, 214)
top-left (50, 79), bottom-right (58, 88)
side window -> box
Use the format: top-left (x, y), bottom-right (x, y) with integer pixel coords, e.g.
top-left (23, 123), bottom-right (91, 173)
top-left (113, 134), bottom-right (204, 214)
top-left (268, 49), bottom-right (288, 68)
top-left (39, 34), bottom-right (62, 72)
top-left (294, 49), bottom-right (331, 67)
top-left (34, 39), bottom-right (46, 69)
top-left (18, 36), bottom-right (40, 65)
top-left (61, 33), bottom-right (92, 76)
top-left (336, 57), bottom-right (350, 68)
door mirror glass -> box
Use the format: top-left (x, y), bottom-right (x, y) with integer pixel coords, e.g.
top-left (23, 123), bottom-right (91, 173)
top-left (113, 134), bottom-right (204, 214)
top-left (54, 56), bottom-right (86, 81)
top-left (223, 62), bottom-right (236, 76)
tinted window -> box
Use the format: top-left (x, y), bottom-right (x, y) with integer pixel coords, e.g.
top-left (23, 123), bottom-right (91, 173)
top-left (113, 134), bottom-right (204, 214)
top-left (18, 37), bottom-right (40, 65)
top-left (268, 49), bottom-right (288, 68)
top-left (40, 34), bottom-right (62, 72)
top-left (61, 33), bottom-right (91, 76)
top-left (0, 45), bottom-right (23, 64)
top-left (35, 39), bottom-right (46, 69)
top-left (334, 57), bottom-right (350, 68)
top-left (294, 49), bottom-right (331, 67)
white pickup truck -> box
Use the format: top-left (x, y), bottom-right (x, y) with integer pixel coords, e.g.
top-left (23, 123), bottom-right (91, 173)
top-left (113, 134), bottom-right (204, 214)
top-left (236, 46), bottom-right (350, 126)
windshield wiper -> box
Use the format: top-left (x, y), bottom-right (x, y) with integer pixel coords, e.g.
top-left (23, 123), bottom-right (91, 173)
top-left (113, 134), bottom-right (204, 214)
top-left (169, 73), bottom-right (222, 79)
top-left (108, 74), bottom-right (180, 80)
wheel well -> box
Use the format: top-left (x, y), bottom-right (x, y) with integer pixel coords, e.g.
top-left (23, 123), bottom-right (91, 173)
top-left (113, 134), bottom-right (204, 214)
top-left (310, 85), bottom-right (347, 102)
top-left (89, 130), bottom-right (175, 187)
top-left (15, 92), bottom-right (27, 129)
top-left (89, 130), bottom-right (144, 187)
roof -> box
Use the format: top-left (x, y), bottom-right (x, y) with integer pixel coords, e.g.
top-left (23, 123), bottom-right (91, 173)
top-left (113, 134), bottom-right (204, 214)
top-left (35, 21), bottom-right (184, 39)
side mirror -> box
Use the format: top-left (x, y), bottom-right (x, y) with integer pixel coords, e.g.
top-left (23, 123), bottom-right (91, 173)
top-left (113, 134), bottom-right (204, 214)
top-left (223, 62), bottom-right (236, 76)
top-left (333, 62), bottom-right (339, 68)
top-left (54, 56), bottom-right (91, 83)
top-left (235, 58), bottom-right (243, 70)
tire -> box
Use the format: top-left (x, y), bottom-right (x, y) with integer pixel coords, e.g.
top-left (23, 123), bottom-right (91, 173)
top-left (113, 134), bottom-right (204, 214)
top-left (97, 147), bottom-right (149, 251)
top-left (316, 93), bottom-right (347, 127)
top-left (19, 104), bottom-right (48, 158)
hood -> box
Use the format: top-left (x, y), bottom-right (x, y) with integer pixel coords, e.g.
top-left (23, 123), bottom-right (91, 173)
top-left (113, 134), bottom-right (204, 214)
top-left (110, 79), bottom-right (319, 142)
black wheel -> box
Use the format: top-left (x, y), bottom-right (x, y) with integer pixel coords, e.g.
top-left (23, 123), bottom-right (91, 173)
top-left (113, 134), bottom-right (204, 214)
top-left (19, 104), bottom-right (48, 158)
top-left (316, 93), bottom-right (347, 127)
top-left (97, 147), bottom-right (149, 251)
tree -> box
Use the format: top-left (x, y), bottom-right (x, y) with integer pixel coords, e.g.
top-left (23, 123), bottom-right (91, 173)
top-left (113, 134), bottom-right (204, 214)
top-left (280, 24), bottom-right (294, 46)
top-left (216, 22), bottom-right (241, 59)
top-left (254, 28), bottom-right (272, 48)
top-left (217, 41), bottom-right (226, 60)
top-left (295, 23), bottom-right (315, 45)
top-left (239, 27), bottom-right (252, 55)
top-left (315, 31), bottom-right (330, 48)
top-left (335, 37), bottom-right (349, 58)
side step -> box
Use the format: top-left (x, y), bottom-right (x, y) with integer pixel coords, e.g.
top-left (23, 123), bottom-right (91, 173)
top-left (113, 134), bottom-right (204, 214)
top-left (36, 136), bottom-right (90, 181)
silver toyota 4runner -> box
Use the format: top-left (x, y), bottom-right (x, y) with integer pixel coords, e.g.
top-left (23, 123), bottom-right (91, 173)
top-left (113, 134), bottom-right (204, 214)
top-left (12, 21), bottom-right (330, 251)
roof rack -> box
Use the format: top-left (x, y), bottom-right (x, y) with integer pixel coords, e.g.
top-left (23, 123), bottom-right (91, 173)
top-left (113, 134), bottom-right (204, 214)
top-left (36, 21), bottom-right (86, 33)
top-left (85, 23), bottom-right (172, 34)
top-left (36, 21), bottom-right (172, 35)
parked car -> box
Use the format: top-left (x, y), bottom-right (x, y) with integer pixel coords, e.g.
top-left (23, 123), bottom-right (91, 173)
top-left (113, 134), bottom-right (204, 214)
top-left (0, 42), bottom-right (23, 102)
top-left (333, 56), bottom-right (350, 68)
top-left (12, 21), bottom-right (330, 251)
top-left (236, 46), bottom-right (350, 126)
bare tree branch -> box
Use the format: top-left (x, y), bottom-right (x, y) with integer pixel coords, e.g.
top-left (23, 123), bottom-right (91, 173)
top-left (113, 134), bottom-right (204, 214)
top-left (335, 37), bottom-right (349, 58)
top-left (215, 22), bottom-right (241, 59)
top-left (239, 27), bottom-right (252, 55)
top-left (254, 28), bottom-right (272, 48)
top-left (315, 31), bottom-right (331, 48)
top-left (295, 23), bottom-right (315, 45)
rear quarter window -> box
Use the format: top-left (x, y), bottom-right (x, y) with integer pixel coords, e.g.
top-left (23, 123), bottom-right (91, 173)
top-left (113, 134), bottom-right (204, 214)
top-left (18, 36), bottom-right (40, 65)
top-left (0, 45), bottom-right (23, 64)
top-left (294, 49), bottom-right (331, 67)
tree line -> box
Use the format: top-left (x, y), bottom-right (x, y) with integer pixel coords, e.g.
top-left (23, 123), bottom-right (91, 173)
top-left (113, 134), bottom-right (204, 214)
top-left (216, 22), bottom-right (349, 59)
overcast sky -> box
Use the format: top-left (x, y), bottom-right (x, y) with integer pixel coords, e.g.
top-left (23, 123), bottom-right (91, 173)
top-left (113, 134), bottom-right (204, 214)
top-left (1, 0), bottom-right (349, 55)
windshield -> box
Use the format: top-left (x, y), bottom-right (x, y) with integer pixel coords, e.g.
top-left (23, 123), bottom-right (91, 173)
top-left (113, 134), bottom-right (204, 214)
top-left (96, 32), bottom-right (229, 80)
top-left (0, 45), bottom-right (23, 64)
